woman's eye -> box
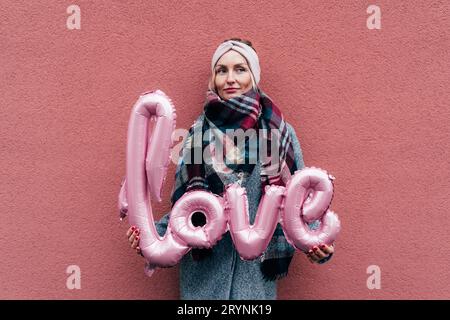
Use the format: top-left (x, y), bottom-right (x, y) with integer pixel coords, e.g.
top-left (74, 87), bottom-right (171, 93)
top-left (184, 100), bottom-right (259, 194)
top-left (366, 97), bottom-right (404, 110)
top-left (216, 68), bottom-right (246, 74)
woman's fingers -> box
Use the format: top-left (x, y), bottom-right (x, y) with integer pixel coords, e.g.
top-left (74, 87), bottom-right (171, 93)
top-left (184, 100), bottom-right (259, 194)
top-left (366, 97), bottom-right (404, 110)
top-left (131, 234), bottom-right (140, 249)
top-left (312, 246), bottom-right (327, 260)
top-left (306, 243), bottom-right (335, 264)
top-left (128, 232), bottom-right (135, 244)
top-left (307, 246), bottom-right (329, 262)
top-left (126, 225), bottom-right (142, 253)
top-left (126, 226), bottom-right (136, 239)
top-left (320, 244), bottom-right (334, 255)
top-left (128, 227), bottom-right (140, 244)
top-left (307, 249), bottom-right (320, 261)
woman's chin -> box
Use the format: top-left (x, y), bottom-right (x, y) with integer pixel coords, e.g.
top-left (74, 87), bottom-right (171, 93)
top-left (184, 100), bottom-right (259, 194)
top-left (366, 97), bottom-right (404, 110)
top-left (222, 92), bottom-right (241, 100)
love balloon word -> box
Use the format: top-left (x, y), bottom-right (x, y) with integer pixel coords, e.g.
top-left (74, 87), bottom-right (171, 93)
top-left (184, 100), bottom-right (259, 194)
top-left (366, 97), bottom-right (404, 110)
top-left (118, 90), bottom-right (341, 277)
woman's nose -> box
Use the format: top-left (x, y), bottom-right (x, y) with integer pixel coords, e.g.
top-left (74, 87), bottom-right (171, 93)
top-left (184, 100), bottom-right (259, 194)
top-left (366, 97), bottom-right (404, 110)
top-left (226, 72), bottom-right (236, 83)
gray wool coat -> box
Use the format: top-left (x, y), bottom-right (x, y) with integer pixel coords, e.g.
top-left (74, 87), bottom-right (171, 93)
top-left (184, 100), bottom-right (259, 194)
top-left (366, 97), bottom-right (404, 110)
top-left (154, 123), bottom-right (332, 300)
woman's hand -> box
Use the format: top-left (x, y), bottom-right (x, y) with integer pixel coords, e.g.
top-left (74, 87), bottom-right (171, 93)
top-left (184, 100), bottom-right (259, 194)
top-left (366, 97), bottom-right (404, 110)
top-left (126, 226), bottom-right (143, 256)
top-left (306, 244), bottom-right (334, 264)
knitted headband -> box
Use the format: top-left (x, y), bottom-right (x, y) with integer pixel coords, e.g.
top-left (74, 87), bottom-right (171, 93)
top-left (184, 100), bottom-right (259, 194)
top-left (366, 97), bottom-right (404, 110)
top-left (210, 40), bottom-right (261, 88)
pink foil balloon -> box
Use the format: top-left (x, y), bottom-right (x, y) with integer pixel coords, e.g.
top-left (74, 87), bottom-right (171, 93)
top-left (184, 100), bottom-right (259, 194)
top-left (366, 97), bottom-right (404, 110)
top-left (118, 87), bottom-right (177, 219)
top-left (281, 167), bottom-right (341, 252)
top-left (225, 183), bottom-right (285, 260)
top-left (169, 190), bottom-right (227, 249)
top-left (120, 90), bottom-right (341, 274)
top-left (125, 90), bottom-right (189, 272)
top-left (143, 92), bottom-right (177, 203)
top-left (118, 177), bottom-right (128, 220)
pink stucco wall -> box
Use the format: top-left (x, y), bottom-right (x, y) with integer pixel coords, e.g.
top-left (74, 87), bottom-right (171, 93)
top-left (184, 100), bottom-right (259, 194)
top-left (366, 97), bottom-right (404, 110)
top-left (1, 1), bottom-right (449, 299)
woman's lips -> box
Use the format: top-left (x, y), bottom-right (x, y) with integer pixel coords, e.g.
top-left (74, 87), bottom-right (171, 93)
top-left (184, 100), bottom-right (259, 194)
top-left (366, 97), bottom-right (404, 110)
top-left (224, 88), bottom-right (238, 93)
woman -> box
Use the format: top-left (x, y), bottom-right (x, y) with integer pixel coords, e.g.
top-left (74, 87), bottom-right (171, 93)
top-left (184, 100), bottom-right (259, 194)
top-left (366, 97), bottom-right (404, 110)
top-left (125, 38), bottom-right (334, 299)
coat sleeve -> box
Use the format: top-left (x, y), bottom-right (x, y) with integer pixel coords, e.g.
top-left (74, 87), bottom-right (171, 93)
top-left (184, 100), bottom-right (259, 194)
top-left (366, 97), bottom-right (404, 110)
top-left (155, 211), bottom-right (170, 237)
top-left (284, 123), bottom-right (334, 264)
top-left (287, 123), bottom-right (305, 171)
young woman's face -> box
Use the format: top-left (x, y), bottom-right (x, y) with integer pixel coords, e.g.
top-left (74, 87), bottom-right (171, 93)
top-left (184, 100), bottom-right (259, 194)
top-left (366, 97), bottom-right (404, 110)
top-left (213, 50), bottom-right (253, 100)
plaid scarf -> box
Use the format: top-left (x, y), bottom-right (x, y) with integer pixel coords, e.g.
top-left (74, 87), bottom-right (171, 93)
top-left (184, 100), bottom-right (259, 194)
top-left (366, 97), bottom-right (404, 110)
top-left (170, 87), bottom-right (298, 281)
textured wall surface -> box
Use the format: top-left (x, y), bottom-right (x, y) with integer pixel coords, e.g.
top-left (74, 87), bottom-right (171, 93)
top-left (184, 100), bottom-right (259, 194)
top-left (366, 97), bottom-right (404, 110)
top-left (1, 1), bottom-right (449, 299)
